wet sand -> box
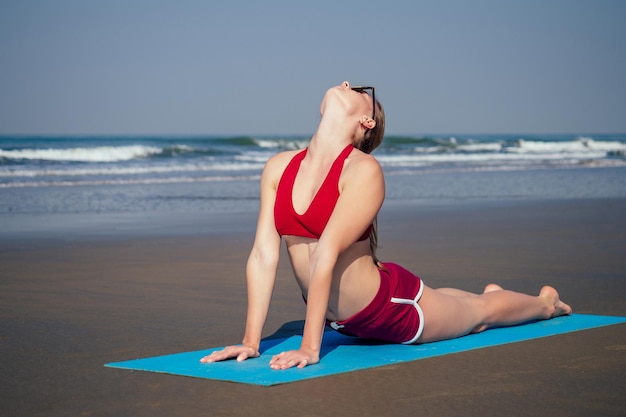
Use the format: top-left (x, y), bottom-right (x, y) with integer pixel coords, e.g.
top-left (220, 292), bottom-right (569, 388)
top-left (1, 198), bottom-right (625, 416)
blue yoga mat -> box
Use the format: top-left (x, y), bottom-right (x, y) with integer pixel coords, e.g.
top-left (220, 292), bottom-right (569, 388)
top-left (105, 314), bottom-right (625, 386)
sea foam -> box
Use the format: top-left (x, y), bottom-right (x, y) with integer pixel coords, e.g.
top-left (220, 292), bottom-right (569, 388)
top-left (0, 145), bottom-right (162, 162)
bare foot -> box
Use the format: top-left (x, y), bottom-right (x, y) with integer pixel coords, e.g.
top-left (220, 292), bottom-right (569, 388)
top-left (540, 286), bottom-right (573, 317)
top-left (483, 283), bottom-right (503, 293)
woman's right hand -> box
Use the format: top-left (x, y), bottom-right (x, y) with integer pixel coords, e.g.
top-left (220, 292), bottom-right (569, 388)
top-left (199, 345), bottom-right (260, 363)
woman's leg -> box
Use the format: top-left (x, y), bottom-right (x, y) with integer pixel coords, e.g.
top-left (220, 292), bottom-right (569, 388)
top-left (417, 284), bottom-right (572, 343)
top-left (435, 283), bottom-right (503, 298)
top-left (434, 288), bottom-right (479, 297)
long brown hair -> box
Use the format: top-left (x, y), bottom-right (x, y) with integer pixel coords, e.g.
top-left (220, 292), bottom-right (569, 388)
top-left (356, 99), bottom-right (385, 265)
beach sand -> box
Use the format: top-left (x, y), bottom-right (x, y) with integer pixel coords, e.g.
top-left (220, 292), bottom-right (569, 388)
top-left (1, 198), bottom-right (625, 416)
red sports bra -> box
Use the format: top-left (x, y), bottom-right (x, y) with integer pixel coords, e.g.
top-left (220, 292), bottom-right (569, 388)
top-left (274, 144), bottom-right (371, 241)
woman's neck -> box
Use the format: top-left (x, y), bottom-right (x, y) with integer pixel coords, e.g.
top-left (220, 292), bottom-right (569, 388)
top-left (307, 114), bottom-right (355, 158)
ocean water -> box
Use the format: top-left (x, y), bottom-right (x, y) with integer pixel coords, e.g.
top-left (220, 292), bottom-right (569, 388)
top-left (1, 134), bottom-right (625, 239)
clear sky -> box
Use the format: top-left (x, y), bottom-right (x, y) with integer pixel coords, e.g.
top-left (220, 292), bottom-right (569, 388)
top-left (1, 0), bottom-right (625, 136)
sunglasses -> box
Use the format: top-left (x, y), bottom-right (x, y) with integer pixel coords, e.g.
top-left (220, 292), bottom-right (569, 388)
top-left (350, 86), bottom-right (376, 121)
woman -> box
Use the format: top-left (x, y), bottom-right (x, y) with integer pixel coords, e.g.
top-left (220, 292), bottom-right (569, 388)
top-left (200, 81), bottom-right (572, 370)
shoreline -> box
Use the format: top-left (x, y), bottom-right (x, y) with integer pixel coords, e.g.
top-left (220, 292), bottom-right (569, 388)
top-left (2, 193), bottom-right (625, 241)
top-left (2, 164), bottom-right (626, 243)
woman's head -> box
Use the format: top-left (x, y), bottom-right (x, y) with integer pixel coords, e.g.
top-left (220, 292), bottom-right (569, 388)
top-left (321, 81), bottom-right (385, 153)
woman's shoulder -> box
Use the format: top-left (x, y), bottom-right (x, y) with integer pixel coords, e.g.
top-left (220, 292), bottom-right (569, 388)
top-left (265, 149), bottom-right (301, 169)
top-left (261, 149), bottom-right (303, 182)
top-left (345, 148), bottom-right (383, 177)
top-left (335, 148), bottom-right (384, 196)
top-left (268, 148), bottom-right (302, 163)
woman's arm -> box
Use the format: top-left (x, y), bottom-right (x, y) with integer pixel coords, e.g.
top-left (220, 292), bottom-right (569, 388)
top-left (201, 154), bottom-right (286, 363)
top-left (241, 158), bottom-right (283, 351)
top-left (269, 154), bottom-right (385, 369)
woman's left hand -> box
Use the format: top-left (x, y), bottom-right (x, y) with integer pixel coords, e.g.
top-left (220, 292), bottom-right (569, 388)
top-left (269, 348), bottom-right (319, 370)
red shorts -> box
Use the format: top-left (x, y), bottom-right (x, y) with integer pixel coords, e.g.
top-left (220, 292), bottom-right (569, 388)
top-left (329, 262), bottom-right (424, 344)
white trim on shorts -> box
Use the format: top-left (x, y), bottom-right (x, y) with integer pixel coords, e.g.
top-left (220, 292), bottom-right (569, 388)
top-left (390, 280), bottom-right (425, 344)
